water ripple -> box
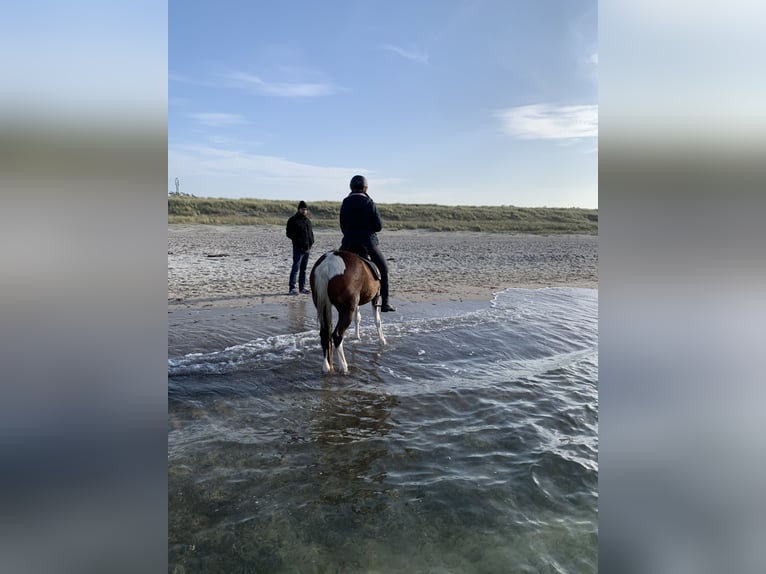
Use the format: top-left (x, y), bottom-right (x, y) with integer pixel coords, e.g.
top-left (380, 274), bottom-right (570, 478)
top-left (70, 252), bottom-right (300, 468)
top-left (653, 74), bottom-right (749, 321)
top-left (169, 288), bottom-right (598, 573)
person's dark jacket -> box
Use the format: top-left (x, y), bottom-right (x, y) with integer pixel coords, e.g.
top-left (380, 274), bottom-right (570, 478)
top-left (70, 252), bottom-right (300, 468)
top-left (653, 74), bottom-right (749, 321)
top-left (339, 191), bottom-right (383, 249)
top-left (286, 212), bottom-right (314, 250)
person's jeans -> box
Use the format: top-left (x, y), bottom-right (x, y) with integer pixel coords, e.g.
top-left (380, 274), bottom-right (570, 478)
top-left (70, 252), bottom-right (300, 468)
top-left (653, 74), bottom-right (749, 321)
top-left (289, 246), bottom-right (310, 290)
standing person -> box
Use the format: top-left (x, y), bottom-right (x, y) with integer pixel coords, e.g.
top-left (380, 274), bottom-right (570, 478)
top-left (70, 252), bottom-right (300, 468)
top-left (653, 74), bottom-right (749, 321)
top-left (339, 175), bottom-right (396, 312)
top-left (285, 200), bottom-right (314, 295)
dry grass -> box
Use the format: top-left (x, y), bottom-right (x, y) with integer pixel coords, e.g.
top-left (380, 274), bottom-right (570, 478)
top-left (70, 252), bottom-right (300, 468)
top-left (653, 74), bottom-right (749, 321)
top-left (168, 196), bottom-right (597, 234)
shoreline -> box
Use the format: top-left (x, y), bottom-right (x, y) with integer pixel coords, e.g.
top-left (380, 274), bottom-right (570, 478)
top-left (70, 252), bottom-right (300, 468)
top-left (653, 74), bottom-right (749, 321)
top-left (168, 225), bottom-right (598, 311)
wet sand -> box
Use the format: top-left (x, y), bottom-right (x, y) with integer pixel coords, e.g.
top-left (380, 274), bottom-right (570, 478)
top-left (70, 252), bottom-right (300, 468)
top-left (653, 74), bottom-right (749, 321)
top-left (168, 224), bottom-right (597, 354)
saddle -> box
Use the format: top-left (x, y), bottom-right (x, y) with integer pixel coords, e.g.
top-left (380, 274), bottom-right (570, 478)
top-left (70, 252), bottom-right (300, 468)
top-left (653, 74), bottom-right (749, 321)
top-left (341, 245), bottom-right (381, 280)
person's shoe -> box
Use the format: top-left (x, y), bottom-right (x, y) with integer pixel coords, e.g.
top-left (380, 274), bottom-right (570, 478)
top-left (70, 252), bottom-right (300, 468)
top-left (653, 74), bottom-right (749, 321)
top-left (299, 288), bottom-right (311, 294)
top-left (380, 303), bottom-right (397, 312)
top-left (288, 288), bottom-right (298, 295)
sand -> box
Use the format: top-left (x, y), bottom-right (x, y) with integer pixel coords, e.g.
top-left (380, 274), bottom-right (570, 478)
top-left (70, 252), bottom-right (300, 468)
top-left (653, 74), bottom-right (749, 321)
top-left (168, 224), bottom-right (597, 310)
top-left (168, 224), bottom-right (597, 355)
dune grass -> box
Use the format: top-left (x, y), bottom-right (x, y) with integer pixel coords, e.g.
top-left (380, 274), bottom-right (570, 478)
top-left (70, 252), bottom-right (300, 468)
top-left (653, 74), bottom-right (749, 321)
top-left (168, 196), bottom-right (597, 234)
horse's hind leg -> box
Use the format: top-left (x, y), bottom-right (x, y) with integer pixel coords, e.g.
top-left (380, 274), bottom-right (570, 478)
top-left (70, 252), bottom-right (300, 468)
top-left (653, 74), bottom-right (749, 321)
top-left (336, 340), bottom-right (348, 374)
top-left (333, 308), bottom-right (354, 374)
top-left (354, 307), bottom-right (362, 340)
top-left (320, 327), bottom-right (333, 373)
top-left (372, 300), bottom-right (387, 345)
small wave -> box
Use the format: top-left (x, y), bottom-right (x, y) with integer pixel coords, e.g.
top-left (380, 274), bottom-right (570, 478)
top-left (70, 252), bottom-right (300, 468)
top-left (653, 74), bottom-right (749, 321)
top-left (168, 332), bottom-right (319, 377)
top-left (168, 288), bottom-right (598, 381)
top-left (168, 307), bottom-right (497, 378)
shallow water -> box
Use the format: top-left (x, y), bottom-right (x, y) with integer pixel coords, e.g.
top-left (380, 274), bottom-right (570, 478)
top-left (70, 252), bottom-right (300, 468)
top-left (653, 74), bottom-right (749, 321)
top-left (168, 288), bottom-right (598, 573)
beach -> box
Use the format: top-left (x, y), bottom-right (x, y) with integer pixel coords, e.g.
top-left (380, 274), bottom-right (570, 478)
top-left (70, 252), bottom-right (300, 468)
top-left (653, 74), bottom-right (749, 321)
top-left (168, 224), bottom-right (597, 310)
top-left (168, 225), bottom-right (599, 572)
top-left (168, 225), bottom-right (597, 355)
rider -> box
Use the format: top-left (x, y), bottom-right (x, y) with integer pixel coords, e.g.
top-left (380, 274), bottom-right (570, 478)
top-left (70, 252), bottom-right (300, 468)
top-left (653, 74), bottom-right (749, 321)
top-left (339, 175), bottom-right (396, 312)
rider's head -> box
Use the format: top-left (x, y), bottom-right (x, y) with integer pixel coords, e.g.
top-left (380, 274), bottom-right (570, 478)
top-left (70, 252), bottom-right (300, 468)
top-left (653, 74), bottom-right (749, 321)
top-left (349, 175), bottom-right (368, 192)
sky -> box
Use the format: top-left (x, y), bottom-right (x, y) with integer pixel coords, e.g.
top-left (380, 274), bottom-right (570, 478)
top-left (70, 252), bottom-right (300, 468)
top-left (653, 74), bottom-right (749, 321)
top-left (169, 0), bottom-right (597, 207)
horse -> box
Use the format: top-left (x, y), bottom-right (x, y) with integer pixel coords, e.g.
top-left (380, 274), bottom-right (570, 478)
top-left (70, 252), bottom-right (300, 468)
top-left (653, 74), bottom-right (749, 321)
top-left (309, 250), bottom-right (387, 374)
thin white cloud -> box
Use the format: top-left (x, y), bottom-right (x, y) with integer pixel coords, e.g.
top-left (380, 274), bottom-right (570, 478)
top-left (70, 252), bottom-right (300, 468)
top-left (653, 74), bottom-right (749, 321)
top-left (168, 143), bottom-right (403, 199)
top-left (589, 52), bottom-right (599, 65)
top-left (169, 144), bottom-right (361, 191)
top-left (170, 144), bottom-right (341, 177)
top-left (188, 112), bottom-right (246, 127)
top-left (206, 134), bottom-right (263, 147)
top-left (226, 71), bottom-right (339, 97)
top-left (169, 71), bottom-right (217, 88)
top-left (495, 104), bottom-right (598, 140)
top-left (380, 44), bottom-right (429, 64)
top-left (168, 71), bottom-right (189, 83)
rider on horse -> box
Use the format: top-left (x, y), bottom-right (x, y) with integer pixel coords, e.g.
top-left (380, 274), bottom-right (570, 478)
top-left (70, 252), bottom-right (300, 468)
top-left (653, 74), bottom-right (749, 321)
top-left (339, 175), bottom-right (396, 312)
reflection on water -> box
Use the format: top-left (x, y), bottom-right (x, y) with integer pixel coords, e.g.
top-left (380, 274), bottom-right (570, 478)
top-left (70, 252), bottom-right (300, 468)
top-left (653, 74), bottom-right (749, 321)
top-left (287, 297), bottom-right (309, 333)
top-left (169, 385), bottom-right (403, 572)
top-left (169, 288), bottom-right (598, 573)
top-left (311, 387), bottom-right (398, 516)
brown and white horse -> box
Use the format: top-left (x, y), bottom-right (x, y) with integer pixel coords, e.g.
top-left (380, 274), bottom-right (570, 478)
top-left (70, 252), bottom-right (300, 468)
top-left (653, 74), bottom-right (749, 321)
top-left (309, 250), bottom-right (387, 374)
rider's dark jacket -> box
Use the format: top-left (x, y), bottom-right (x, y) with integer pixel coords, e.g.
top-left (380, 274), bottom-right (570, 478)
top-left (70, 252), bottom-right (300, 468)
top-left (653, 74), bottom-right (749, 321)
top-left (339, 191), bottom-right (383, 249)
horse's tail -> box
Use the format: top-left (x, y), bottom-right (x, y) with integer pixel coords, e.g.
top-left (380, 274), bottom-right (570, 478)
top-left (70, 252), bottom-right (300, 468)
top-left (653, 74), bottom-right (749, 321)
top-left (313, 254), bottom-right (336, 371)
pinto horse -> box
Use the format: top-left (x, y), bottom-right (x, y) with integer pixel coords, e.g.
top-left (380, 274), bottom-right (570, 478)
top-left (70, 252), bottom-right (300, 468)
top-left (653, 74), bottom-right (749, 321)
top-left (309, 250), bottom-right (387, 374)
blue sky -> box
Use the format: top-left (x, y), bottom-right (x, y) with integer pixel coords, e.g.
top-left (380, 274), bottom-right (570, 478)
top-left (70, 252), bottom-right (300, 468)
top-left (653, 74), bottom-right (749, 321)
top-left (169, 0), bottom-right (597, 207)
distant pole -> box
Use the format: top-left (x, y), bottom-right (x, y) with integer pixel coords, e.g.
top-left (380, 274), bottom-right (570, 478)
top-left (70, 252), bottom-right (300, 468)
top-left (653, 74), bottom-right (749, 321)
top-left (175, 177), bottom-right (180, 195)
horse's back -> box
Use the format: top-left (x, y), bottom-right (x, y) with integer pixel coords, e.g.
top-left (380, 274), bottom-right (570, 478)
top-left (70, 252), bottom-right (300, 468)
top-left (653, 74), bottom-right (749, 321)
top-left (312, 251), bottom-right (347, 283)
top-left (337, 251), bottom-right (379, 305)
top-left (312, 250), bottom-right (379, 307)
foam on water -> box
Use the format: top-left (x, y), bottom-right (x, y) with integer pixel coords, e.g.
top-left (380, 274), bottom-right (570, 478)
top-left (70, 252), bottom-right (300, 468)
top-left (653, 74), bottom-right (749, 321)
top-left (168, 287), bottom-right (596, 379)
